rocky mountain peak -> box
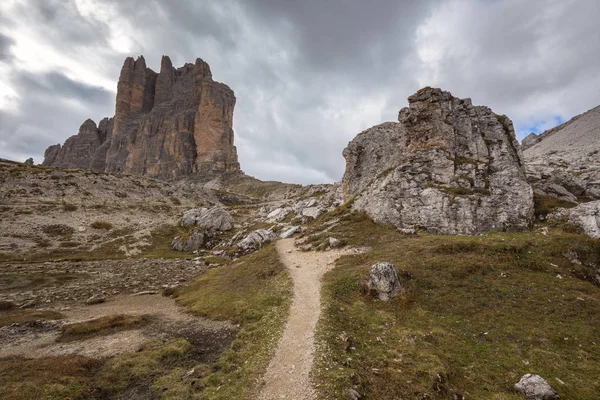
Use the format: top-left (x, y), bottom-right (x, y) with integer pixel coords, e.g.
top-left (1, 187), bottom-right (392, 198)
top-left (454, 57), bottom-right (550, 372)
top-left (342, 87), bottom-right (533, 235)
top-left (43, 55), bottom-right (240, 180)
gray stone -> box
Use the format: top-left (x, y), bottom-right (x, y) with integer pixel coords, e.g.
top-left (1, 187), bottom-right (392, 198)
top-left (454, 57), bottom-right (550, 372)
top-left (549, 200), bottom-right (600, 239)
top-left (301, 207), bottom-right (324, 220)
top-left (182, 207), bottom-right (234, 231)
top-left (539, 183), bottom-right (578, 203)
top-left (348, 388), bottom-right (362, 400)
top-left (237, 229), bottom-right (276, 253)
top-left (329, 237), bottom-right (342, 248)
top-left (267, 207), bottom-right (292, 222)
top-left (280, 226), bottom-right (301, 239)
top-left (342, 87), bottom-right (533, 235)
top-left (171, 230), bottom-right (205, 252)
top-left (366, 262), bottom-right (402, 301)
top-left (85, 294), bottom-right (106, 305)
top-left (548, 171), bottom-right (586, 197)
top-left (514, 374), bottom-right (559, 400)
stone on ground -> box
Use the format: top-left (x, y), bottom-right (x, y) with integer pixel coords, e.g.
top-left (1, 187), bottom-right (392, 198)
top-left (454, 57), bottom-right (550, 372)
top-left (367, 262), bottom-right (402, 301)
top-left (514, 374), bottom-right (559, 400)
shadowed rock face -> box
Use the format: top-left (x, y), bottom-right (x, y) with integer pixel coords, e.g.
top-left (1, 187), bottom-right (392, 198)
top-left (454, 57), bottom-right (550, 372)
top-left (43, 55), bottom-right (240, 180)
top-left (342, 87), bottom-right (533, 235)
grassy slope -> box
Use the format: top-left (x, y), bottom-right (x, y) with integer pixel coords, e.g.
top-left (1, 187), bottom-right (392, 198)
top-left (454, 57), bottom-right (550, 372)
top-left (176, 244), bottom-right (293, 399)
top-left (0, 244), bottom-right (292, 400)
top-left (311, 212), bottom-right (600, 399)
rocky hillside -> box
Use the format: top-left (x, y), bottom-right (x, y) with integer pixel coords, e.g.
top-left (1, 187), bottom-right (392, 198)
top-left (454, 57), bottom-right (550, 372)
top-left (522, 105), bottom-right (600, 203)
top-left (43, 55), bottom-right (240, 180)
top-left (342, 87), bottom-right (533, 235)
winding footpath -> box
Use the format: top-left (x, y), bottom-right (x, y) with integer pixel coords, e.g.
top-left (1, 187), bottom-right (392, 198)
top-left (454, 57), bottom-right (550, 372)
top-left (259, 239), bottom-right (351, 400)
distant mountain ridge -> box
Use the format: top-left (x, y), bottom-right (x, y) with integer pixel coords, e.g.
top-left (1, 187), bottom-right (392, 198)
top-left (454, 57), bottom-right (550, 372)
top-left (523, 104), bottom-right (600, 203)
top-left (43, 55), bottom-right (240, 180)
top-left (522, 105), bottom-right (600, 157)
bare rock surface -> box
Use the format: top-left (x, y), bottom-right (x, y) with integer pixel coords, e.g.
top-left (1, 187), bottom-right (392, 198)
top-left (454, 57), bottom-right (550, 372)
top-left (521, 132), bottom-right (542, 150)
top-left (43, 55), bottom-right (240, 180)
top-left (181, 206), bottom-right (234, 231)
top-left (514, 374), bottom-right (559, 400)
top-left (280, 226), bottom-right (301, 239)
top-left (523, 105), bottom-right (600, 201)
top-left (171, 229), bottom-right (205, 252)
top-left (342, 87), bottom-right (533, 234)
top-left (549, 200), bottom-right (600, 239)
top-left (0, 159), bottom-right (216, 260)
top-left (237, 229), bottom-right (276, 253)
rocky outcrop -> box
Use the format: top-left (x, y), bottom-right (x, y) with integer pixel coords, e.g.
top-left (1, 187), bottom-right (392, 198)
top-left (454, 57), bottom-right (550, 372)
top-left (171, 229), bottom-right (206, 252)
top-left (549, 200), bottom-right (600, 239)
top-left (237, 229), bottom-right (276, 254)
top-left (521, 132), bottom-right (541, 150)
top-left (523, 105), bottom-right (600, 202)
top-left (41, 119), bottom-right (111, 171)
top-left (43, 55), bottom-right (240, 180)
top-left (342, 87), bottom-right (533, 235)
top-left (182, 207), bottom-right (234, 231)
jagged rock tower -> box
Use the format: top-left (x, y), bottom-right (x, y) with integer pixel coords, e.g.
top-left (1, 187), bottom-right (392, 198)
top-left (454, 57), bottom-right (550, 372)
top-left (342, 87), bottom-right (534, 235)
top-left (43, 55), bottom-right (240, 180)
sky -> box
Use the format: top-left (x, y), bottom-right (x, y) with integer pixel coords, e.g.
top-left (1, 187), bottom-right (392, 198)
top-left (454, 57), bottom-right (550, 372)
top-left (0, 0), bottom-right (599, 184)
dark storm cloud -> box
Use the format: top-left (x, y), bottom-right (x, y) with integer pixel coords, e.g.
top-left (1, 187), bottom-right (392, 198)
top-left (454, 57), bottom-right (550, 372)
top-left (0, 69), bottom-right (113, 162)
top-left (1, 0), bottom-right (599, 183)
top-left (16, 71), bottom-right (112, 105)
top-left (240, 1), bottom-right (432, 69)
top-left (0, 33), bottom-right (13, 61)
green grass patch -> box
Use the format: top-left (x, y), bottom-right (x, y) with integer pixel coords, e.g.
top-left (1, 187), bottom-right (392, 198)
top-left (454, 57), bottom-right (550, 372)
top-left (0, 356), bottom-right (101, 400)
top-left (57, 314), bottom-right (148, 342)
top-left (177, 244), bottom-right (293, 399)
top-left (313, 217), bottom-right (600, 399)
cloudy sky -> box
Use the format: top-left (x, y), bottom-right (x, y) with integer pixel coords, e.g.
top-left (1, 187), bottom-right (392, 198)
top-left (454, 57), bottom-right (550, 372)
top-left (0, 0), bottom-right (599, 184)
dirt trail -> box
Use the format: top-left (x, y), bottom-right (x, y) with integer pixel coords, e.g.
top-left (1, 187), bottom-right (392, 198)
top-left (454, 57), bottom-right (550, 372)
top-left (259, 239), bottom-right (352, 400)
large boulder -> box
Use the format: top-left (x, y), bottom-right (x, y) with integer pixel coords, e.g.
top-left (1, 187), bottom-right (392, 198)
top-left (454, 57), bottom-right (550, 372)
top-left (266, 207), bottom-right (293, 222)
top-left (514, 374), bottom-right (559, 400)
top-left (182, 207), bottom-right (234, 231)
top-left (237, 229), bottom-right (276, 253)
top-left (301, 207), bottom-right (324, 220)
top-left (548, 170), bottom-right (586, 197)
top-left (171, 229), bottom-right (205, 252)
top-left (550, 200), bottom-right (600, 239)
top-left (342, 87), bottom-right (533, 235)
top-left (366, 262), bottom-right (402, 301)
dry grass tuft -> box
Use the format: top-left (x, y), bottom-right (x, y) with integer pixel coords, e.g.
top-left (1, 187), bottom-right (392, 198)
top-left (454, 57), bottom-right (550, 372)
top-left (90, 220), bottom-right (113, 230)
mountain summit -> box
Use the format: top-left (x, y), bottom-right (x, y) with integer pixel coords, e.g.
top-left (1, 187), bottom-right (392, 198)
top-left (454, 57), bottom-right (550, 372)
top-left (43, 55), bottom-right (240, 180)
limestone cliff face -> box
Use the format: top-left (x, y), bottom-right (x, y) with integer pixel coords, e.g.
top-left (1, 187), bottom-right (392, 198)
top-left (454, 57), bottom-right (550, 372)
top-left (342, 87), bottom-right (533, 235)
top-left (43, 55), bottom-right (240, 180)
